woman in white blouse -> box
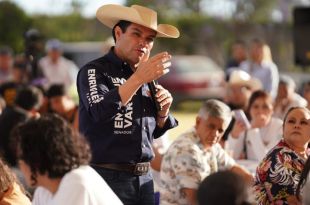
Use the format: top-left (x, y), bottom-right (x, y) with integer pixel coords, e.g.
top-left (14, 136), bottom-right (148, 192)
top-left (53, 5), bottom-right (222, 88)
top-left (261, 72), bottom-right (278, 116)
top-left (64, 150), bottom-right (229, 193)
top-left (226, 90), bottom-right (283, 162)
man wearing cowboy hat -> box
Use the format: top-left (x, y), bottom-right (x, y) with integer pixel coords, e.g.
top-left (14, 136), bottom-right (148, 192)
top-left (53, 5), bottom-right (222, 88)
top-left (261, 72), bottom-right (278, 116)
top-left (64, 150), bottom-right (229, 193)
top-left (225, 69), bottom-right (262, 111)
top-left (77, 4), bottom-right (179, 205)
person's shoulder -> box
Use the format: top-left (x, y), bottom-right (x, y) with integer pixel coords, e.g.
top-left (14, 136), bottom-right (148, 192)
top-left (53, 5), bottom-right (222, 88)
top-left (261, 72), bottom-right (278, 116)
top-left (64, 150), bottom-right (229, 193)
top-left (292, 93), bottom-right (308, 107)
top-left (38, 56), bottom-right (49, 65)
top-left (38, 55), bottom-right (48, 62)
top-left (239, 60), bottom-right (250, 67)
top-left (56, 166), bottom-right (123, 205)
top-left (266, 140), bottom-right (299, 162)
top-left (171, 128), bottom-right (198, 147)
top-left (0, 106), bottom-right (27, 121)
top-left (32, 186), bottom-right (52, 205)
top-left (167, 130), bottom-right (202, 158)
top-left (80, 55), bottom-right (110, 71)
top-left (78, 56), bottom-right (111, 78)
top-left (60, 56), bottom-right (78, 66)
top-left (62, 165), bottom-right (105, 185)
top-left (263, 140), bottom-right (283, 157)
top-left (262, 60), bottom-right (278, 70)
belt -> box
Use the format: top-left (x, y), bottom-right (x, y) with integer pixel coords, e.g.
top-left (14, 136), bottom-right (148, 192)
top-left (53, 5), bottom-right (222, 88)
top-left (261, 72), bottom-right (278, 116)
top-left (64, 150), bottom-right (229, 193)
top-left (92, 162), bottom-right (150, 176)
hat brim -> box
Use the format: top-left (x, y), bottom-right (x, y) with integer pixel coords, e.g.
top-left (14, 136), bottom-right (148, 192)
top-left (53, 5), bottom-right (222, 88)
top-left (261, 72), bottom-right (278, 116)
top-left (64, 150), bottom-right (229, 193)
top-left (96, 4), bottom-right (180, 38)
top-left (230, 79), bottom-right (262, 91)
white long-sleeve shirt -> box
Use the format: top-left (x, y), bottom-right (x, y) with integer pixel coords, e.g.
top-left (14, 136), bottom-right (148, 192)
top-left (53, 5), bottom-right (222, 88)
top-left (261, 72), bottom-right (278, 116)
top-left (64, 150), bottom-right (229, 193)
top-left (32, 166), bottom-right (123, 205)
top-left (226, 117), bottom-right (283, 162)
top-left (38, 56), bottom-right (78, 90)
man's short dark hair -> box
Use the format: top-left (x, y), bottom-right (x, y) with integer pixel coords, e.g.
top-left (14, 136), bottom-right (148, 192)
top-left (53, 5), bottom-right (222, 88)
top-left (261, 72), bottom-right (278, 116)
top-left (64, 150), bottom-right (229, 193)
top-left (197, 171), bottom-right (251, 205)
top-left (14, 85), bottom-right (43, 111)
top-left (15, 114), bottom-right (91, 184)
top-left (13, 54), bottom-right (29, 71)
top-left (233, 40), bottom-right (246, 48)
top-left (46, 84), bottom-right (66, 98)
top-left (251, 38), bottom-right (264, 47)
top-left (112, 20), bottom-right (132, 42)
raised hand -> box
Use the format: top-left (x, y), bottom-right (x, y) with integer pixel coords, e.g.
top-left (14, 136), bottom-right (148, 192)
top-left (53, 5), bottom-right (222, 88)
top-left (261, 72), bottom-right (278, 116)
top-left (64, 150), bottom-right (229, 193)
top-left (135, 52), bottom-right (171, 84)
top-left (231, 120), bottom-right (247, 138)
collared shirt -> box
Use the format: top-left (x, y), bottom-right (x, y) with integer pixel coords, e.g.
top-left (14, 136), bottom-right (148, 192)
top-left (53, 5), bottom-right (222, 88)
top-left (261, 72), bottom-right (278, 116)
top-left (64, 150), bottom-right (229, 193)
top-left (254, 140), bottom-right (308, 205)
top-left (160, 128), bottom-right (235, 205)
top-left (39, 56), bottom-right (78, 90)
top-left (77, 48), bottom-right (178, 164)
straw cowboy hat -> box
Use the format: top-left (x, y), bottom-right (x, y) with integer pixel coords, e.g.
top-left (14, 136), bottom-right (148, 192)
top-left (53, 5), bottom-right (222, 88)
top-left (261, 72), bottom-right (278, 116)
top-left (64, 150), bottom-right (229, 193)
top-left (96, 4), bottom-right (180, 38)
top-left (229, 70), bottom-right (262, 91)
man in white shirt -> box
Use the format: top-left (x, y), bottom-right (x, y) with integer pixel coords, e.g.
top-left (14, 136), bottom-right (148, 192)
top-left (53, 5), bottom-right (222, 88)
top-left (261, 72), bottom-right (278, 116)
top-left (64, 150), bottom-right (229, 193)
top-left (38, 39), bottom-right (78, 90)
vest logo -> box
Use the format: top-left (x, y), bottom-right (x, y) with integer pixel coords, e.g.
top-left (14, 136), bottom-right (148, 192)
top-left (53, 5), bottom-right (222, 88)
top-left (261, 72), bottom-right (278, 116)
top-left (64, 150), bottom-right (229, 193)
top-left (87, 69), bottom-right (103, 106)
top-left (114, 102), bottom-right (133, 129)
top-left (111, 77), bottom-right (133, 134)
top-left (112, 77), bottom-right (126, 87)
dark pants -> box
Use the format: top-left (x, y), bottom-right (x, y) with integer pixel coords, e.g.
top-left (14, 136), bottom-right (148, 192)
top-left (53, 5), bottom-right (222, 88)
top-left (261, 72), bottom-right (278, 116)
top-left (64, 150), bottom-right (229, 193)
top-left (93, 166), bottom-right (155, 205)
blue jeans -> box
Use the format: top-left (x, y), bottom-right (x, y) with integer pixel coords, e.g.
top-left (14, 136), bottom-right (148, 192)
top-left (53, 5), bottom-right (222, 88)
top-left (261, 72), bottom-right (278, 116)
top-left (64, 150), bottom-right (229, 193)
top-left (93, 166), bottom-right (155, 205)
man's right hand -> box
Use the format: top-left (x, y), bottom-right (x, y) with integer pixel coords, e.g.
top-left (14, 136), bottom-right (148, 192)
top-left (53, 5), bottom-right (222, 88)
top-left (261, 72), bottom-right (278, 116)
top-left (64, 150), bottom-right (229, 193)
top-left (135, 52), bottom-right (171, 84)
top-left (119, 52), bottom-right (172, 106)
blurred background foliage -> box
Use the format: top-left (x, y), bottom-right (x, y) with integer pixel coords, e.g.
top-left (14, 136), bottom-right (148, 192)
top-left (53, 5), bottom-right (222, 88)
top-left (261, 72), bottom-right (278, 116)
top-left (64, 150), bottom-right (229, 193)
top-left (0, 0), bottom-right (309, 71)
top-left (0, 1), bottom-right (31, 51)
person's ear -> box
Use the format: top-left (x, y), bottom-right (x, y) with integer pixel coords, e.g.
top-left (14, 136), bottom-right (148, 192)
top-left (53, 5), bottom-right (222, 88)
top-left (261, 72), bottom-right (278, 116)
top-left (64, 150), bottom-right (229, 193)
top-left (114, 26), bottom-right (123, 42)
top-left (195, 116), bottom-right (201, 129)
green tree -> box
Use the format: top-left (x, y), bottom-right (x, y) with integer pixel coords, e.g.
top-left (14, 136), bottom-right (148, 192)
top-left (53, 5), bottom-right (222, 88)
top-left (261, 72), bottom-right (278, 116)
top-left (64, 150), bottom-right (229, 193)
top-left (71, 0), bottom-right (86, 14)
top-left (0, 1), bottom-right (31, 52)
top-left (126, 0), bottom-right (204, 16)
top-left (31, 14), bottom-right (110, 42)
top-left (232, 0), bottom-right (277, 22)
top-left (126, 0), bottom-right (278, 22)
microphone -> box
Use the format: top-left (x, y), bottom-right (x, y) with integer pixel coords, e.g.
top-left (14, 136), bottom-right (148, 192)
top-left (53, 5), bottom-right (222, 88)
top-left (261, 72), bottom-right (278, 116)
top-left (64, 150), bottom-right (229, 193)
top-left (148, 81), bottom-right (162, 111)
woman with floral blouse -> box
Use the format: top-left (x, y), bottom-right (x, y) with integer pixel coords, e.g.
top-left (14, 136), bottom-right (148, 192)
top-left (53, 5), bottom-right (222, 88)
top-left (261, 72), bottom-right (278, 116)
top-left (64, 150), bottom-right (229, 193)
top-left (254, 106), bottom-right (310, 205)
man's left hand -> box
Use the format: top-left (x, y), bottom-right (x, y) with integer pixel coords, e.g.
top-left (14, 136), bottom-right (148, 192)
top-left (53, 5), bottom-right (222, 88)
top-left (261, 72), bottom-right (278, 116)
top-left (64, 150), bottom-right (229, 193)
top-left (155, 84), bottom-right (173, 118)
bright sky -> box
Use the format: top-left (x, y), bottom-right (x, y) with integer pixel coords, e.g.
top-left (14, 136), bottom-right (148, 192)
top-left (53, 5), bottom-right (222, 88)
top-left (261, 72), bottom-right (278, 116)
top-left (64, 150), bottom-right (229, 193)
top-left (10, 0), bottom-right (239, 18)
top-left (11, 0), bottom-right (125, 17)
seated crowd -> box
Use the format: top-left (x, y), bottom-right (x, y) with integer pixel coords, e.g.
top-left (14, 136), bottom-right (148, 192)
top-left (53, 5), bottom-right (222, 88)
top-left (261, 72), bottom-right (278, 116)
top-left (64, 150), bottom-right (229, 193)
top-left (1, 26), bottom-right (310, 205)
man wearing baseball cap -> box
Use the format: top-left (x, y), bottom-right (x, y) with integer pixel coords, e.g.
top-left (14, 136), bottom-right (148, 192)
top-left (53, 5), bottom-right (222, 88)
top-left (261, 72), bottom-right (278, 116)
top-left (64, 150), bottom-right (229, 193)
top-left (77, 4), bottom-right (180, 205)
